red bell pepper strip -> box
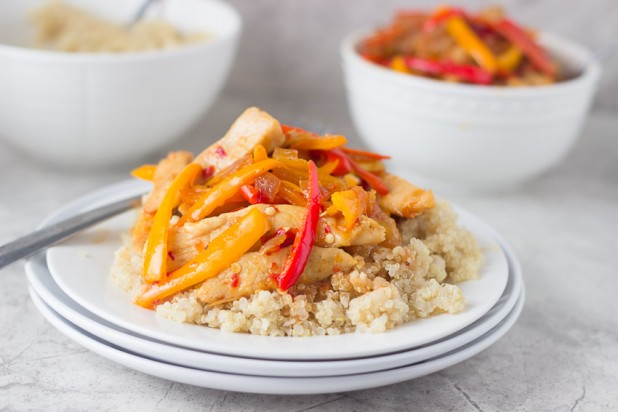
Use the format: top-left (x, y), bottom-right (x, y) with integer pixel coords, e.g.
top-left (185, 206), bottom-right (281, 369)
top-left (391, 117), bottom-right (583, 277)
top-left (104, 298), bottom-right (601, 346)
top-left (329, 149), bottom-right (390, 195)
top-left (239, 184), bottom-right (260, 204)
top-left (341, 147), bottom-right (391, 160)
top-left (281, 125), bottom-right (314, 135)
top-left (490, 18), bottom-right (556, 77)
top-left (277, 160), bottom-right (321, 291)
top-left (401, 57), bottom-right (493, 85)
top-left (324, 150), bottom-right (353, 176)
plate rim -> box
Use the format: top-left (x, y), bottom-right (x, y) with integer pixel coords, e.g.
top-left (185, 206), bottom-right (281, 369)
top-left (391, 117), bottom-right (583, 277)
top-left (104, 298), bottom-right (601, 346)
top-left (41, 179), bottom-right (511, 360)
top-left (28, 284), bottom-right (525, 395)
top-left (26, 242), bottom-right (522, 375)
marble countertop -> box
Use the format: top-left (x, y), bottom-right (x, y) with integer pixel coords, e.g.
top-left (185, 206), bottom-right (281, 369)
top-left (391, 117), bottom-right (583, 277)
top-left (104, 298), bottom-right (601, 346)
top-left (1, 107), bottom-right (617, 411)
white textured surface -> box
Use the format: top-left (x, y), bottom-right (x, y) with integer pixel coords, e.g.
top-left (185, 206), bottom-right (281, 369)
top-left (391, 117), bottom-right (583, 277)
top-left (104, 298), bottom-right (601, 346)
top-left (1, 0), bottom-right (618, 408)
top-left (1, 109), bottom-right (617, 410)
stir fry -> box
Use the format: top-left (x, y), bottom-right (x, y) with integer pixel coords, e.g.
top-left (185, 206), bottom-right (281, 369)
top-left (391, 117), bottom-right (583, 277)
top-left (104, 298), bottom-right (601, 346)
top-left (129, 108), bottom-right (434, 309)
top-left (359, 6), bottom-right (559, 86)
top-left (114, 108), bottom-right (481, 335)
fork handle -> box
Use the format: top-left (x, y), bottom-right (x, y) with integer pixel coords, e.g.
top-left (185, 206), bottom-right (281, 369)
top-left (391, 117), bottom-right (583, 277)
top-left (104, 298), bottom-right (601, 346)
top-left (0, 193), bottom-right (143, 270)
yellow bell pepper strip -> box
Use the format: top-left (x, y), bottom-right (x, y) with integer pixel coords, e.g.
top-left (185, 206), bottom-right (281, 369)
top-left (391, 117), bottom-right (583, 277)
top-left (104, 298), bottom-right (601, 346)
top-left (277, 161), bottom-right (321, 291)
top-left (253, 144), bottom-right (268, 162)
top-left (318, 159), bottom-right (340, 176)
top-left (400, 57), bottom-right (493, 85)
top-left (289, 135), bottom-right (347, 151)
top-left (444, 15), bottom-right (497, 73)
top-left (131, 164), bottom-right (157, 181)
top-left (331, 187), bottom-right (369, 230)
top-left (136, 208), bottom-right (271, 309)
top-left (142, 163), bottom-right (202, 284)
top-left (496, 45), bottom-right (523, 72)
top-left (390, 56), bottom-right (410, 74)
top-left (178, 158), bottom-right (283, 225)
top-left (491, 18), bottom-right (556, 77)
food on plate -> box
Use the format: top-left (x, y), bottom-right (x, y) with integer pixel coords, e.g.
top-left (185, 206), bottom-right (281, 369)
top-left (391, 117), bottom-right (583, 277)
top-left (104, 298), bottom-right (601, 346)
top-left (359, 5), bottom-right (559, 86)
top-left (30, 1), bottom-right (209, 53)
top-left (111, 107), bottom-right (483, 336)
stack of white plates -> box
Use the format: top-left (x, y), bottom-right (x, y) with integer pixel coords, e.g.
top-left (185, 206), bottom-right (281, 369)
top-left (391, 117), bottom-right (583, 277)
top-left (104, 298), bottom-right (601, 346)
top-left (26, 180), bottom-right (525, 395)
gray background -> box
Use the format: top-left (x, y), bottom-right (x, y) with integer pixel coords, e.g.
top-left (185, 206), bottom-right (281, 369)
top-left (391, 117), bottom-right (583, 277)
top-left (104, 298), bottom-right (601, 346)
top-left (1, 1), bottom-right (618, 411)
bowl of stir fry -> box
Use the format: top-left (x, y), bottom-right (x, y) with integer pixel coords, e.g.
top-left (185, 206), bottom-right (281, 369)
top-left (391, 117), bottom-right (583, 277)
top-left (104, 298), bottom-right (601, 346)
top-left (108, 107), bottom-right (492, 337)
top-left (341, 6), bottom-right (601, 191)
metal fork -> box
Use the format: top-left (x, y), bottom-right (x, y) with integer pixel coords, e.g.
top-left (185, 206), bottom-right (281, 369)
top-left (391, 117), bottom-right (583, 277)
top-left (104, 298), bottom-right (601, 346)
top-left (0, 193), bottom-right (144, 270)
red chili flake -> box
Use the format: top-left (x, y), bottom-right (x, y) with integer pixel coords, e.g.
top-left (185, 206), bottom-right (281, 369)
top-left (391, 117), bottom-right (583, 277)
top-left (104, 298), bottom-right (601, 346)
top-left (280, 230), bottom-right (296, 248)
top-left (215, 146), bottom-right (227, 158)
top-left (167, 251), bottom-right (175, 261)
top-left (323, 224), bottom-right (331, 234)
top-left (333, 266), bottom-right (341, 273)
top-left (202, 165), bottom-right (215, 179)
top-left (229, 273), bottom-right (240, 288)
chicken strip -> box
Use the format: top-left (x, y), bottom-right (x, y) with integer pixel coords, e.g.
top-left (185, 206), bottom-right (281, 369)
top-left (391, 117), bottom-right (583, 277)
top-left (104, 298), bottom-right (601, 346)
top-left (197, 246), bottom-right (357, 305)
top-left (131, 151), bottom-right (193, 252)
top-left (378, 174), bottom-right (435, 218)
top-left (167, 204), bottom-right (385, 271)
top-left (194, 107), bottom-right (285, 172)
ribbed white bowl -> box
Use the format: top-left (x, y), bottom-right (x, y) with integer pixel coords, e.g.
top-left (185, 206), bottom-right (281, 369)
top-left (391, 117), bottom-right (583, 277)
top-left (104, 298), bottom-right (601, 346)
top-left (341, 31), bottom-right (601, 192)
top-left (0, 0), bottom-right (241, 167)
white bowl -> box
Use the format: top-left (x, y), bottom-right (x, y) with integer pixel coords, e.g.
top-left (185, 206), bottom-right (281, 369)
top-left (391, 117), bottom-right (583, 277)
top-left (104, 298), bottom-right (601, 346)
top-left (0, 0), bottom-right (241, 168)
top-left (341, 31), bottom-right (601, 192)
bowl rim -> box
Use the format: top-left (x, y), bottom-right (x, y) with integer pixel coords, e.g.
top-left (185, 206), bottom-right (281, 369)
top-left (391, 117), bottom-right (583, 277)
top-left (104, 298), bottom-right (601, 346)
top-left (0, 0), bottom-right (241, 63)
top-left (341, 29), bottom-right (602, 96)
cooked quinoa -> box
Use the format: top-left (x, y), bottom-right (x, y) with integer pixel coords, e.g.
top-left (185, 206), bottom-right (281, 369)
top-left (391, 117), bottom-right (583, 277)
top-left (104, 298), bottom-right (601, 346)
top-left (111, 200), bottom-right (483, 336)
top-left (30, 1), bottom-right (209, 53)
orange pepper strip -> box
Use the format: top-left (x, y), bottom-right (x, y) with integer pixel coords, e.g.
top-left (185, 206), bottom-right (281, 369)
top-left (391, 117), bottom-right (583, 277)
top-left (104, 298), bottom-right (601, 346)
top-left (390, 56), bottom-right (410, 74)
top-left (136, 208), bottom-right (271, 309)
top-left (496, 45), bottom-right (523, 72)
top-left (445, 15), bottom-right (497, 73)
top-left (318, 159), bottom-right (340, 176)
top-left (143, 163), bottom-right (202, 284)
top-left (131, 164), bottom-right (157, 181)
top-left (331, 190), bottom-right (363, 230)
top-left (178, 159), bottom-right (283, 225)
top-left (253, 144), bottom-right (268, 162)
top-left (289, 135), bottom-right (347, 151)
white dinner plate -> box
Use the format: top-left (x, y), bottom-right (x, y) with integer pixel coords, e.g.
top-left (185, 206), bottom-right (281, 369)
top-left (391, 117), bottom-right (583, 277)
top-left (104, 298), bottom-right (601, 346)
top-left (26, 237), bottom-right (522, 376)
top-left (43, 180), bottom-right (509, 360)
top-left (28, 285), bottom-right (525, 394)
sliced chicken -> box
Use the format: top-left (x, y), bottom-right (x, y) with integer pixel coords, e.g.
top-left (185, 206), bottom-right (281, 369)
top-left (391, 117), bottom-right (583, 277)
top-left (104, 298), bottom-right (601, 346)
top-left (167, 204), bottom-right (385, 271)
top-left (378, 174), bottom-right (435, 218)
top-left (194, 107), bottom-right (285, 172)
top-left (197, 246), bottom-right (357, 305)
top-left (131, 151), bottom-right (193, 252)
